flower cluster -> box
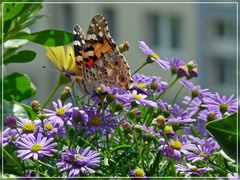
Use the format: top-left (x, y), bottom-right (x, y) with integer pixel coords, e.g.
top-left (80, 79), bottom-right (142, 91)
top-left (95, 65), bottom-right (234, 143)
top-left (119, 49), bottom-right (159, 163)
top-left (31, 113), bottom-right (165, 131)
top-left (2, 41), bottom-right (238, 178)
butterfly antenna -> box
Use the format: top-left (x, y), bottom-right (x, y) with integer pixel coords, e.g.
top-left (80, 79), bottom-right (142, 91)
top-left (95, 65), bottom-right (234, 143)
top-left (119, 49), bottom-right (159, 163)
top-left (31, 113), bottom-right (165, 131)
top-left (41, 65), bottom-right (60, 73)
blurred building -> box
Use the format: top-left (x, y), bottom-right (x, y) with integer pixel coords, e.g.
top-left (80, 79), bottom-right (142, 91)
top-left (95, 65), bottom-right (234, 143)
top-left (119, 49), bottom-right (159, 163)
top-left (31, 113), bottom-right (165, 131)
top-left (6, 2), bottom-right (238, 103)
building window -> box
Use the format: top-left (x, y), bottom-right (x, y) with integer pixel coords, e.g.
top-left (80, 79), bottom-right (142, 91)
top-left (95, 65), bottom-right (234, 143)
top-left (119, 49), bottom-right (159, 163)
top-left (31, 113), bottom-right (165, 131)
top-left (170, 16), bottom-right (182, 49)
top-left (214, 57), bottom-right (236, 86)
top-left (103, 8), bottom-right (116, 38)
top-left (147, 14), bottom-right (160, 47)
top-left (214, 20), bottom-right (235, 38)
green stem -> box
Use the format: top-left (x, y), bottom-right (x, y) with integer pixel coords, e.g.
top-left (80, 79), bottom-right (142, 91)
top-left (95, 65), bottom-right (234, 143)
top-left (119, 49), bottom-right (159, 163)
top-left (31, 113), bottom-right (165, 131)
top-left (42, 75), bottom-right (63, 108)
top-left (132, 62), bottom-right (148, 76)
top-left (156, 77), bottom-right (179, 100)
top-left (172, 85), bottom-right (184, 105)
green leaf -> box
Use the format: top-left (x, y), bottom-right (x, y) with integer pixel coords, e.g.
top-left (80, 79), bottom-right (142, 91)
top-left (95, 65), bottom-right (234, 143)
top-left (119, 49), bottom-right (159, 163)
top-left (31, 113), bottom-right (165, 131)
top-left (4, 50), bottom-right (36, 64)
top-left (4, 72), bottom-right (36, 102)
top-left (3, 4), bottom-right (25, 21)
top-left (3, 145), bottom-right (23, 176)
top-left (19, 103), bottom-right (37, 120)
top-left (13, 30), bottom-right (73, 46)
top-left (206, 112), bottom-right (239, 160)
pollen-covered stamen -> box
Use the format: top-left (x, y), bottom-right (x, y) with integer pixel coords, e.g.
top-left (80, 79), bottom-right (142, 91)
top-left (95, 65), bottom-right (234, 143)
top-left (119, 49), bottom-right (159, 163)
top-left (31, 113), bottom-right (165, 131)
top-left (45, 122), bottom-right (54, 131)
top-left (31, 143), bottom-right (43, 152)
top-left (56, 108), bottom-right (66, 116)
top-left (22, 122), bottom-right (35, 133)
top-left (199, 151), bottom-right (206, 157)
top-left (171, 140), bottom-right (182, 150)
top-left (90, 117), bottom-right (101, 126)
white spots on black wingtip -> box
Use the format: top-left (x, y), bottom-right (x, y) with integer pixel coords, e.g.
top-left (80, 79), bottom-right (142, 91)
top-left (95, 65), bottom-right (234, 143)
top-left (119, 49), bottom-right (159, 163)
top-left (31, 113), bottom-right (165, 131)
top-left (90, 22), bottom-right (94, 27)
top-left (99, 31), bottom-right (103, 37)
top-left (73, 40), bottom-right (81, 46)
top-left (87, 34), bottom-right (97, 40)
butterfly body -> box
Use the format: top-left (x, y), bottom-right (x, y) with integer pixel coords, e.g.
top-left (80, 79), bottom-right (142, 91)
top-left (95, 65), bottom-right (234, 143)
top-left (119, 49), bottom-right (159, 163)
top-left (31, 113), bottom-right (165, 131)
top-left (73, 15), bottom-right (133, 95)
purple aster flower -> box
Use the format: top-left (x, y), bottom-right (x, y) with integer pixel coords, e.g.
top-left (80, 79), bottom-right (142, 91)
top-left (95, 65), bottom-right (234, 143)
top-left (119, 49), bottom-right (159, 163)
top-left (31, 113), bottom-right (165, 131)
top-left (141, 124), bottom-right (160, 139)
top-left (181, 136), bottom-right (219, 162)
top-left (132, 73), bottom-right (168, 94)
top-left (139, 41), bottom-right (154, 56)
top-left (43, 99), bottom-right (72, 127)
top-left (158, 137), bottom-right (195, 161)
top-left (15, 133), bottom-right (57, 160)
top-left (167, 104), bottom-right (195, 125)
top-left (17, 117), bottom-right (41, 135)
top-left (138, 41), bottom-right (170, 70)
top-left (169, 58), bottom-right (186, 75)
top-left (1, 128), bottom-right (19, 147)
top-left (130, 168), bottom-right (146, 179)
top-left (82, 107), bottom-right (117, 136)
top-left (198, 107), bottom-right (222, 121)
top-left (127, 90), bottom-right (157, 108)
top-left (38, 118), bottom-right (66, 138)
top-left (182, 96), bottom-right (203, 117)
top-left (203, 93), bottom-right (237, 114)
top-left (180, 79), bottom-right (212, 99)
top-left (175, 163), bottom-right (213, 175)
top-left (56, 147), bottom-right (100, 176)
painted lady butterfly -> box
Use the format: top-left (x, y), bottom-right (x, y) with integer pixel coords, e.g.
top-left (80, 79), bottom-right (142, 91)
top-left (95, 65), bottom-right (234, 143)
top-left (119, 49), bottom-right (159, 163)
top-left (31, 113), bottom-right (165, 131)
top-left (73, 15), bottom-right (133, 95)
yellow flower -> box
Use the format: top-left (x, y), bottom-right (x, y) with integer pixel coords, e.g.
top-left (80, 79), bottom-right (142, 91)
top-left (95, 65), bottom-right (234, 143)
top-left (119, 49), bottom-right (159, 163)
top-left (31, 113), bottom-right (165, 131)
top-left (45, 45), bottom-right (76, 75)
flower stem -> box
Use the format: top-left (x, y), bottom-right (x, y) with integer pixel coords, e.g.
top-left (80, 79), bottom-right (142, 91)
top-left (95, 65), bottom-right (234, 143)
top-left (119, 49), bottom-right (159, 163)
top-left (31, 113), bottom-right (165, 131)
top-left (156, 77), bottom-right (179, 100)
top-left (42, 73), bottom-right (66, 108)
top-left (172, 85), bottom-right (184, 105)
top-left (132, 62), bottom-right (148, 76)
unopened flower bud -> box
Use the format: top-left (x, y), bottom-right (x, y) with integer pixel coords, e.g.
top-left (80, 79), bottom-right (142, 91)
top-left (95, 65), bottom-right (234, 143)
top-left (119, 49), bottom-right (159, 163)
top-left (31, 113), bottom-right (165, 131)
top-left (128, 108), bottom-right (141, 119)
top-left (38, 113), bottom-right (47, 120)
top-left (155, 115), bottom-right (166, 125)
top-left (31, 100), bottom-right (40, 112)
top-left (118, 41), bottom-right (129, 53)
top-left (132, 168), bottom-right (145, 177)
top-left (5, 115), bottom-right (17, 127)
top-left (61, 86), bottom-right (71, 102)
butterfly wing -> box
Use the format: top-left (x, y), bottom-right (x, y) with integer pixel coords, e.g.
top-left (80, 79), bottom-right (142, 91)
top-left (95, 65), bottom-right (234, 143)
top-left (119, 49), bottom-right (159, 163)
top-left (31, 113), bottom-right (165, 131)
top-left (73, 24), bottom-right (89, 94)
top-left (83, 15), bottom-right (133, 92)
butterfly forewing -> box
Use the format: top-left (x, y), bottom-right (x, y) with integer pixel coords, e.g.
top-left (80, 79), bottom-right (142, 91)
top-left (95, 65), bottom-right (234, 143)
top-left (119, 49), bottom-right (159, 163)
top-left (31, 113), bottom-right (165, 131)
top-left (73, 14), bottom-right (133, 95)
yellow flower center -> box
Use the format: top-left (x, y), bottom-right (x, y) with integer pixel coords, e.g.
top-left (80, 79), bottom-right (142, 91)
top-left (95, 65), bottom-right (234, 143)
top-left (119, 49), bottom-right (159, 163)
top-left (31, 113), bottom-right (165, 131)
top-left (90, 117), bottom-right (101, 126)
top-left (152, 52), bottom-right (159, 60)
top-left (199, 151), bottom-right (206, 157)
top-left (45, 123), bottom-right (54, 131)
top-left (207, 113), bottom-right (216, 121)
top-left (171, 140), bottom-right (182, 150)
top-left (133, 168), bottom-right (145, 177)
top-left (31, 143), bottom-right (42, 152)
top-left (56, 108), bottom-right (66, 116)
top-left (189, 166), bottom-right (198, 172)
top-left (137, 83), bottom-right (147, 90)
top-left (22, 122), bottom-right (35, 133)
top-left (133, 94), bottom-right (141, 100)
top-left (164, 125), bottom-right (173, 133)
top-left (220, 103), bottom-right (228, 114)
top-left (77, 154), bottom-right (82, 160)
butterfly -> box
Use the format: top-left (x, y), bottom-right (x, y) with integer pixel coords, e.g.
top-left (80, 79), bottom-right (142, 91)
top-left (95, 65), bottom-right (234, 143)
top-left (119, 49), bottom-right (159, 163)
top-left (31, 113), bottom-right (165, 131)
top-left (73, 14), bottom-right (133, 95)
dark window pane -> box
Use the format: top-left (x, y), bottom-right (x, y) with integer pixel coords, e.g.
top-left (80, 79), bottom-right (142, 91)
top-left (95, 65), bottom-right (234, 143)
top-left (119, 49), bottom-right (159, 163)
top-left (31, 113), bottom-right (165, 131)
top-left (170, 16), bottom-right (182, 49)
top-left (147, 14), bottom-right (160, 46)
